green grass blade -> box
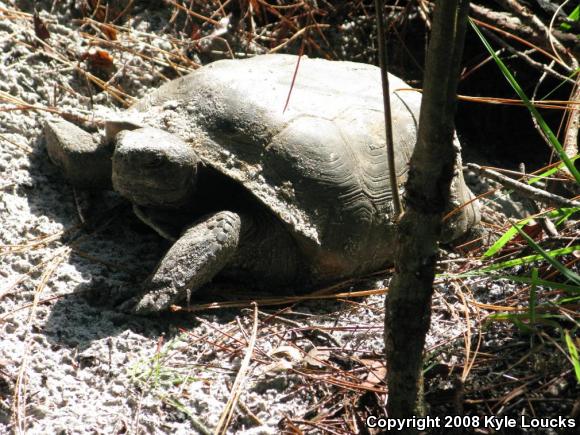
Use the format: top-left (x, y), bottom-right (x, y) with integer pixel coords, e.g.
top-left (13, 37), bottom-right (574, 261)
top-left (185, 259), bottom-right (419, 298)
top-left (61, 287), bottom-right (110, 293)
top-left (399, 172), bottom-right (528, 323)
top-left (529, 268), bottom-right (538, 324)
top-left (470, 19), bottom-right (580, 185)
top-left (528, 156), bottom-right (580, 185)
top-left (498, 275), bottom-right (580, 293)
top-left (560, 5), bottom-right (580, 32)
top-left (558, 295), bottom-right (580, 304)
top-left (478, 244), bottom-right (580, 274)
top-left (484, 208), bottom-right (580, 259)
top-left (552, 207), bottom-right (580, 226)
top-left (511, 223), bottom-right (580, 285)
top-left (483, 218), bottom-right (532, 258)
top-left (489, 312), bottom-right (563, 332)
top-left (564, 331), bottom-right (580, 383)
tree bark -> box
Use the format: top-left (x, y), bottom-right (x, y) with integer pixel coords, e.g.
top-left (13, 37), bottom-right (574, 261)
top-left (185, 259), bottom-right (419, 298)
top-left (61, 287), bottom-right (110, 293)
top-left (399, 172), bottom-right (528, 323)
top-left (385, 0), bottom-right (470, 426)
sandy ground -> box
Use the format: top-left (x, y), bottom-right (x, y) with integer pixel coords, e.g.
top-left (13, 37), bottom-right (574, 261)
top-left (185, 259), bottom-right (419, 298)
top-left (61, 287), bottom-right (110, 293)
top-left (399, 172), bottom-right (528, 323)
top-left (1, 1), bottom-right (576, 434)
top-left (0, 2), bottom-right (403, 433)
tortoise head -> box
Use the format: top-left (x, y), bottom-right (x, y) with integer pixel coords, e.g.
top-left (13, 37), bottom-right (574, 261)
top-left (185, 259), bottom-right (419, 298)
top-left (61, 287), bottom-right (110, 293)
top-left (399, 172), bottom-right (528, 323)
top-left (112, 127), bottom-right (198, 208)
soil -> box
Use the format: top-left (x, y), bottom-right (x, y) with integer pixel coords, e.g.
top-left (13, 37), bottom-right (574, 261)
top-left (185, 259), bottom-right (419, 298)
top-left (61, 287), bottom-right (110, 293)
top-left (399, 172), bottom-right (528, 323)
top-left (1, 1), bottom-right (577, 434)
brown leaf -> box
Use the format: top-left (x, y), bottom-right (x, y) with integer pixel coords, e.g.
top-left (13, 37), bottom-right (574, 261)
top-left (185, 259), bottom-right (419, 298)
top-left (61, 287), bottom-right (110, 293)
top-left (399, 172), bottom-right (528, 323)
top-left (86, 49), bottom-right (114, 67)
top-left (270, 345), bottom-right (302, 362)
top-left (82, 48), bottom-right (116, 79)
top-left (304, 347), bottom-right (330, 368)
top-left (102, 25), bottom-right (117, 41)
top-left (33, 12), bottom-right (50, 41)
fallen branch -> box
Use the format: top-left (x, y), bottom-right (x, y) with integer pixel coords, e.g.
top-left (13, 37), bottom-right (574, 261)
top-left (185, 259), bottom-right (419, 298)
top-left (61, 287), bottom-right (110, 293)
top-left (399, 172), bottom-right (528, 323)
top-left (470, 3), bottom-right (578, 64)
top-left (494, 0), bottom-right (571, 63)
top-left (467, 163), bottom-right (580, 208)
top-left (479, 27), bottom-right (573, 84)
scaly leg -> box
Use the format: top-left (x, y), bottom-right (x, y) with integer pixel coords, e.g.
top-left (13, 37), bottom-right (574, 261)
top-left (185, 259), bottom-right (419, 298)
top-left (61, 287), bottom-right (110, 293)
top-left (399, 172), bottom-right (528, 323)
top-left (132, 211), bottom-right (243, 314)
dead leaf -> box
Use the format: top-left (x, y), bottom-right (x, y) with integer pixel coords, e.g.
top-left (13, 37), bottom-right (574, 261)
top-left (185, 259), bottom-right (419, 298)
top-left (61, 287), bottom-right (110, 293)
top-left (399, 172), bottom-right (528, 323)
top-left (102, 24), bottom-right (117, 41)
top-left (258, 359), bottom-right (293, 375)
top-left (304, 347), bottom-right (330, 368)
top-left (270, 345), bottom-right (302, 363)
top-left (33, 12), bottom-right (50, 41)
top-left (82, 48), bottom-right (116, 79)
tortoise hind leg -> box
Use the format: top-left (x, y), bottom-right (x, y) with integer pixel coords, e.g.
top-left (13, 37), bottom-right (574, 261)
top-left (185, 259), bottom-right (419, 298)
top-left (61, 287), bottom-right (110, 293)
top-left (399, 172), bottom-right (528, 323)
top-left (132, 211), bottom-right (243, 314)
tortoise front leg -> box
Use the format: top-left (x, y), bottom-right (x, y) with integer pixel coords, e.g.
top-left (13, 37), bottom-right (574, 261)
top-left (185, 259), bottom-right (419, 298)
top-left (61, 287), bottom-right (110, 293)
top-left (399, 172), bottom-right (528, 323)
top-left (44, 119), bottom-right (114, 190)
top-left (132, 211), bottom-right (244, 314)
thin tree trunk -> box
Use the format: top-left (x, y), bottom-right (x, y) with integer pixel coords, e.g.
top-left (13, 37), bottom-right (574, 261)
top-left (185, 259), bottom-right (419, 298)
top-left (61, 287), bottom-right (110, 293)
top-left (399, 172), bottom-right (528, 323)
top-left (385, 0), bottom-right (470, 426)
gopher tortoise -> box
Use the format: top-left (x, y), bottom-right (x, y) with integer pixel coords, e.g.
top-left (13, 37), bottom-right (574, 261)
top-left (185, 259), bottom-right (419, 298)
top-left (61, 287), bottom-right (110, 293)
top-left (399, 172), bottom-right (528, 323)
top-left (45, 54), bottom-right (480, 314)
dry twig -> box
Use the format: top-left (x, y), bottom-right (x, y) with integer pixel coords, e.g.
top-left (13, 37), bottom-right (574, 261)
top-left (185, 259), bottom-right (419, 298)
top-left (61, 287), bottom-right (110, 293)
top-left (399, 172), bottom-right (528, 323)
top-left (468, 163), bottom-right (580, 208)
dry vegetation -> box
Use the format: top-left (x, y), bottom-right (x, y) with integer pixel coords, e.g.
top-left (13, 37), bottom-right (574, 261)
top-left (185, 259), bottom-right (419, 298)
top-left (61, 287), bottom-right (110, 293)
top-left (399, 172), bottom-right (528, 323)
top-left (0, 0), bottom-right (579, 433)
